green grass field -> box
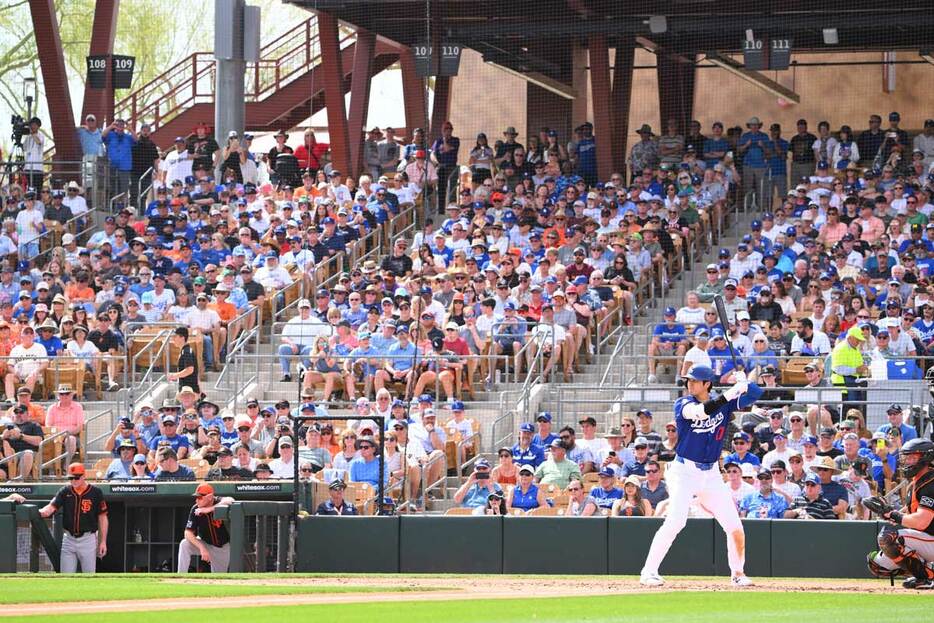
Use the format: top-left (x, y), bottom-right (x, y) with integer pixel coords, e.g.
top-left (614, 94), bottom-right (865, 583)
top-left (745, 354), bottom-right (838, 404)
top-left (3, 592), bottom-right (931, 623)
top-left (1, 575), bottom-right (928, 623)
top-left (0, 574), bottom-right (433, 604)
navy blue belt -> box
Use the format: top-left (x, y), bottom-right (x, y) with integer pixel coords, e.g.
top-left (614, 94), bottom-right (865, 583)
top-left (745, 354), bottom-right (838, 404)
top-left (675, 456), bottom-right (716, 471)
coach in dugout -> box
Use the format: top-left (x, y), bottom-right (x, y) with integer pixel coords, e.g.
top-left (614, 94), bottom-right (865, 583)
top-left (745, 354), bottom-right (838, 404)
top-left (177, 484), bottom-right (234, 573)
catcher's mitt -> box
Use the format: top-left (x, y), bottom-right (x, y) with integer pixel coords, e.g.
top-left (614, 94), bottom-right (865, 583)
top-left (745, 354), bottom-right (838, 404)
top-left (862, 496), bottom-right (893, 517)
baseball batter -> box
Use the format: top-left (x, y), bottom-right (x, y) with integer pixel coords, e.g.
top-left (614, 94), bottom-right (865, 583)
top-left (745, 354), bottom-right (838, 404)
top-left (640, 365), bottom-right (761, 587)
top-left (177, 483), bottom-right (234, 573)
top-left (866, 438), bottom-right (934, 589)
top-left (39, 463), bottom-right (108, 573)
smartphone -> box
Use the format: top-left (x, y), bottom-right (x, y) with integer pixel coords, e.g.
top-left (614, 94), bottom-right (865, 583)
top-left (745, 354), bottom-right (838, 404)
top-left (876, 439), bottom-right (886, 450)
top-left (609, 451), bottom-right (616, 457)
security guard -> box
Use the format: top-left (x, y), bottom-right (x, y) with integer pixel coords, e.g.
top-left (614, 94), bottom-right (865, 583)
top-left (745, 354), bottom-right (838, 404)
top-left (315, 479), bottom-right (358, 515)
top-left (39, 463), bottom-right (108, 573)
top-left (177, 483), bottom-right (234, 573)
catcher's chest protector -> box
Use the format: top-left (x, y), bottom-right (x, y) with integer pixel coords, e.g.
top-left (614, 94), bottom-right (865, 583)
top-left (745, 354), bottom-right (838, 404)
top-left (907, 470), bottom-right (934, 515)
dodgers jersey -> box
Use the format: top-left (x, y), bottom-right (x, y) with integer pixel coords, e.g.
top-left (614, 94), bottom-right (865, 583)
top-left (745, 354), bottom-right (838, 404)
top-left (673, 384), bottom-right (763, 464)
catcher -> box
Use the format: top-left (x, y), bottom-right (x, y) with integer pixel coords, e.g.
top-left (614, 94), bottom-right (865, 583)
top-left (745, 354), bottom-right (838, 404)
top-left (865, 438), bottom-right (934, 589)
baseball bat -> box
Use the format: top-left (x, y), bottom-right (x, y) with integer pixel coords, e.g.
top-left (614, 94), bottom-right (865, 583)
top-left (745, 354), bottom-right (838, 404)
top-left (713, 294), bottom-right (743, 372)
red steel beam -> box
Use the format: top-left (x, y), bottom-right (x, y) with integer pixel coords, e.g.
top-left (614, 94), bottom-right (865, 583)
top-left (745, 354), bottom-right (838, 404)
top-left (81, 0), bottom-right (120, 125)
top-left (588, 34), bottom-right (614, 183)
top-left (398, 48), bottom-right (427, 138)
top-left (347, 29), bottom-right (375, 179)
top-left (657, 52), bottom-right (697, 135)
top-left (610, 44), bottom-right (635, 176)
top-left (28, 0), bottom-right (81, 163)
top-left (317, 11), bottom-right (351, 177)
top-left (429, 76), bottom-right (452, 143)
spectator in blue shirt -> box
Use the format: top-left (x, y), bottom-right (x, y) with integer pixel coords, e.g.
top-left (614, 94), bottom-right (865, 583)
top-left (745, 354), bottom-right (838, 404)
top-left (739, 468), bottom-right (789, 518)
top-left (737, 116), bottom-right (769, 199)
top-left (531, 412), bottom-right (558, 448)
top-left (702, 121), bottom-right (730, 168)
top-left (453, 458), bottom-right (503, 509)
top-left (375, 325), bottom-right (418, 392)
top-left (147, 415), bottom-right (192, 460)
top-left (581, 468), bottom-right (624, 516)
top-left (512, 423), bottom-right (545, 468)
top-left (766, 123), bottom-right (790, 198)
top-left (77, 114), bottom-right (103, 157)
top-left (875, 403), bottom-right (918, 442)
top-left (101, 119), bottom-right (137, 198)
top-left (647, 306), bottom-right (686, 383)
top-left (723, 432), bottom-right (762, 467)
top-left (349, 436), bottom-right (384, 489)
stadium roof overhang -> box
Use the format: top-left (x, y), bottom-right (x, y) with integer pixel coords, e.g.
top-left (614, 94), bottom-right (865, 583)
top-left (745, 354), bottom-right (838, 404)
top-left (287, 0), bottom-right (934, 70)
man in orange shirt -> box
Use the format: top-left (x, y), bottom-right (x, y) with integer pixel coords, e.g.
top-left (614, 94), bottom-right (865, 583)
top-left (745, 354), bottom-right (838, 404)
top-left (292, 170), bottom-right (320, 201)
top-left (45, 384), bottom-right (85, 469)
top-left (7, 386), bottom-right (47, 426)
top-left (543, 210), bottom-right (569, 246)
top-left (64, 272), bottom-right (95, 306)
top-left (209, 285), bottom-right (240, 346)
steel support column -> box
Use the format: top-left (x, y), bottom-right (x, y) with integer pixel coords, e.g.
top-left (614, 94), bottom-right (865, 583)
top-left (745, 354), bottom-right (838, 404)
top-left (429, 76), bottom-right (452, 143)
top-left (656, 53), bottom-right (696, 135)
top-left (588, 35), bottom-right (614, 183)
top-left (28, 0), bottom-right (81, 162)
top-left (610, 44), bottom-right (634, 176)
top-left (80, 0), bottom-right (120, 126)
top-left (317, 12), bottom-right (351, 176)
top-left (399, 48), bottom-right (428, 137)
top-left (348, 29), bottom-right (375, 178)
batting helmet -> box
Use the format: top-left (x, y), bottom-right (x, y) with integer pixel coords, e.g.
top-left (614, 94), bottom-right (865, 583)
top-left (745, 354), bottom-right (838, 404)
top-left (899, 438), bottom-right (934, 479)
top-left (684, 365), bottom-right (716, 383)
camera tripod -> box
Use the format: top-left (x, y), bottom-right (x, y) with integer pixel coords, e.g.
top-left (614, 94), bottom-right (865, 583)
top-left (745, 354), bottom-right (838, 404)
top-left (0, 143), bottom-right (25, 191)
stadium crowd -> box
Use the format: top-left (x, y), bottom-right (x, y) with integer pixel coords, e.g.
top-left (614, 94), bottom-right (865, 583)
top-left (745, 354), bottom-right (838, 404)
top-left (1, 110), bottom-right (932, 519)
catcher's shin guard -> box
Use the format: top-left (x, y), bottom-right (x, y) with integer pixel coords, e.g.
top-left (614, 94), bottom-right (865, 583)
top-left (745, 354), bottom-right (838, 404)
top-left (866, 550), bottom-right (903, 586)
top-left (878, 529), bottom-right (934, 583)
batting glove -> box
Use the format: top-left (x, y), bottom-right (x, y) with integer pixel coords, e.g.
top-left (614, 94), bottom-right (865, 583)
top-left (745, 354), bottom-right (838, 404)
top-left (733, 371), bottom-right (747, 384)
top-left (723, 381), bottom-right (748, 401)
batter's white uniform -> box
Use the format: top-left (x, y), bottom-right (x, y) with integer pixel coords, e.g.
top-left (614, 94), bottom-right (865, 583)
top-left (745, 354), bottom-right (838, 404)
top-left (642, 380), bottom-right (764, 578)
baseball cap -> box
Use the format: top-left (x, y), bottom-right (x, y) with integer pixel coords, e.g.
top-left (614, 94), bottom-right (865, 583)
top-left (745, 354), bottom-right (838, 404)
top-left (537, 412), bottom-right (552, 423)
top-left (67, 463), bottom-right (86, 479)
top-left (194, 483), bottom-right (215, 497)
top-left (597, 467), bottom-right (615, 478)
top-left (633, 436), bottom-right (649, 448)
top-left (664, 306), bottom-right (676, 316)
top-left (519, 422), bottom-right (535, 433)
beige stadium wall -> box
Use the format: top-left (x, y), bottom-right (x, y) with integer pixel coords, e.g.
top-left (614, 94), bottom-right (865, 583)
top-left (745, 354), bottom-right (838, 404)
top-left (447, 48), bottom-right (529, 163)
top-left (442, 48), bottom-right (934, 166)
top-left (627, 49), bottom-right (934, 150)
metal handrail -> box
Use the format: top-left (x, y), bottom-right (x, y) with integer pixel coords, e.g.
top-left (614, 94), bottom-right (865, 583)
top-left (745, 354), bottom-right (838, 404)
top-left (114, 17), bottom-right (356, 133)
top-left (599, 328), bottom-right (633, 388)
top-left (136, 165), bottom-right (155, 211)
top-left (128, 328), bottom-right (172, 398)
top-left (0, 450), bottom-right (29, 481)
top-left (37, 408), bottom-right (115, 480)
